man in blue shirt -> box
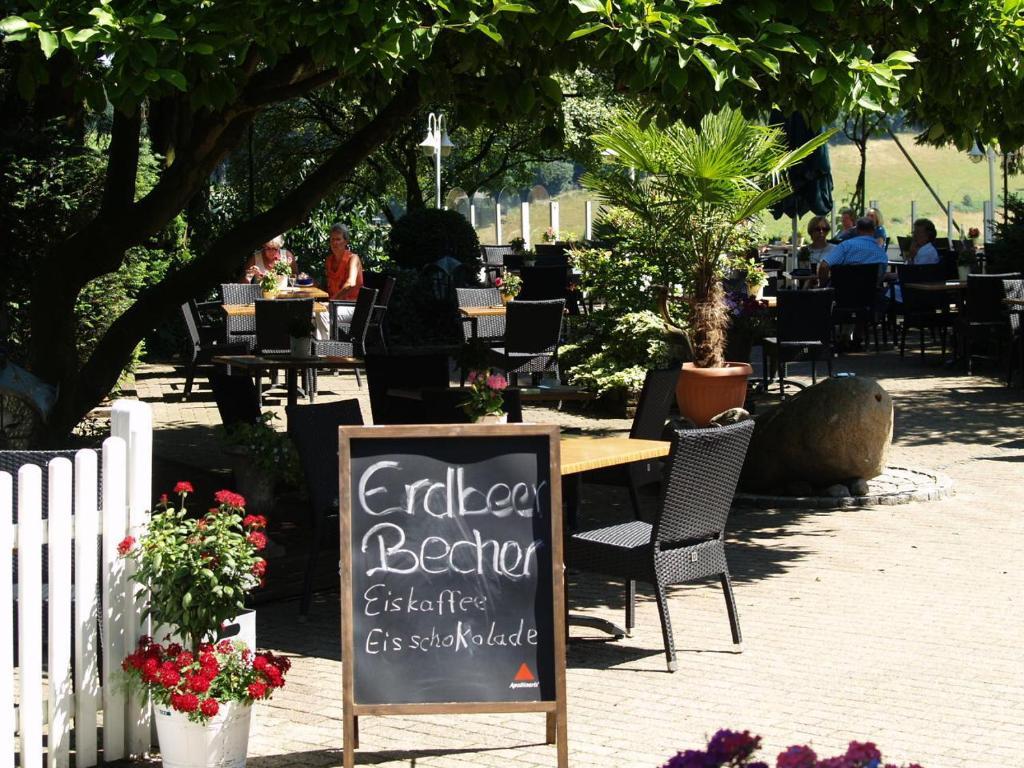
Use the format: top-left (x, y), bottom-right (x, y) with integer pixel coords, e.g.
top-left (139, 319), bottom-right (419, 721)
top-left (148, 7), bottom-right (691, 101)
top-left (817, 217), bottom-right (887, 285)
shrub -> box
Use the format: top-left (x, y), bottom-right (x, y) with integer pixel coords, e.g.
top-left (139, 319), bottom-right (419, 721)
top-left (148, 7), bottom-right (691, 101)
top-left (561, 310), bottom-right (674, 395)
top-left (387, 208), bottom-right (481, 272)
top-left (985, 193), bottom-right (1024, 272)
top-left (377, 264), bottom-right (461, 346)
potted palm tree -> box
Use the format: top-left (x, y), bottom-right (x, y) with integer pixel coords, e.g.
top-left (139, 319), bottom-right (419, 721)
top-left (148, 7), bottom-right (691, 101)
top-left (583, 108), bottom-right (833, 425)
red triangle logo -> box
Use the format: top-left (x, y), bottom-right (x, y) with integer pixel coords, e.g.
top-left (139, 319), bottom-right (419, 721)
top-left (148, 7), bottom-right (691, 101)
top-left (513, 663), bottom-right (535, 682)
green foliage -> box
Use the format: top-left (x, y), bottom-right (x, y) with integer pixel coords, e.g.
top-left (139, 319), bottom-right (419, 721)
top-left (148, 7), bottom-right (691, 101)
top-left (561, 310), bottom-right (673, 395)
top-left (984, 194), bottom-right (1024, 273)
top-left (535, 161), bottom-right (575, 195)
top-left (378, 264), bottom-right (461, 346)
top-left (221, 414), bottom-right (301, 488)
top-left (387, 208), bottom-right (481, 271)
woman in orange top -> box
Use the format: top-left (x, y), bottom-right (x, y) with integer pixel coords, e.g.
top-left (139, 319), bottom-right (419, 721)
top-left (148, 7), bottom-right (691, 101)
top-left (322, 223), bottom-right (364, 334)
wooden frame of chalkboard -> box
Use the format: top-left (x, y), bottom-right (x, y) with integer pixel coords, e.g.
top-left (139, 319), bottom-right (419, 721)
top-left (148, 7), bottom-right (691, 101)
top-left (338, 423), bottom-right (568, 768)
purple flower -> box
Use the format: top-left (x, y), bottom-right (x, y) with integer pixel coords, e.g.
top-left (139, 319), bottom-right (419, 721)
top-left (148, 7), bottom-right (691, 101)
top-left (663, 750), bottom-right (715, 768)
top-left (776, 744), bottom-right (817, 768)
top-left (844, 742), bottom-right (882, 767)
top-left (707, 729), bottom-right (760, 763)
top-left (817, 757), bottom-right (856, 768)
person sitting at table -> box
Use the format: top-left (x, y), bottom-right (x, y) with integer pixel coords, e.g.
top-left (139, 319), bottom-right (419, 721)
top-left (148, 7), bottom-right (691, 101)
top-left (833, 207), bottom-right (858, 242)
top-left (242, 235), bottom-right (297, 283)
top-left (866, 207), bottom-right (889, 249)
top-left (907, 218), bottom-right (940, 265)
top-left (798, 215), bottom-right (835, 268)
top-left (320, 222), bottom-right (364, 337)
top-left (817, 217), bottom-right (888, 286)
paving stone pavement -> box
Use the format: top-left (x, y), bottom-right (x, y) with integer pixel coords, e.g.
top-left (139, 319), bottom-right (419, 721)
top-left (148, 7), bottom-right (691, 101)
top-left (129, 350), bottom-right (1024, 768)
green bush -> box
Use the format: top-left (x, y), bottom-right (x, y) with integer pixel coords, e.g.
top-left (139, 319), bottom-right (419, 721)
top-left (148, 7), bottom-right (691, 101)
top-left (985, 194), bottom-right (1024, 273)
top-left (561, 310), bottom-right (674, 395)
top-left (387, 208), bottom-right (481, 272)
top-left (376, 264), bottom-right (461, 346)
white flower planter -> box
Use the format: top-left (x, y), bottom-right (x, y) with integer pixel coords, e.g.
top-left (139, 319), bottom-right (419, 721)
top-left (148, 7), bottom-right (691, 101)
top-left (155, 701), bottom-right (252, 768)
top-left (476, 412), bottom-right (507, 424)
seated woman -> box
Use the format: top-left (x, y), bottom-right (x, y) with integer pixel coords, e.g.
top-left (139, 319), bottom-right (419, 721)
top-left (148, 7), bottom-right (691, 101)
top-left (320, 222), bottom-right (364, 337)
top-left (242, 235), bottom-right (297, 283)
top-left (907, 218), bottom-right (940, 265)
top-left (866, 207), bottom-right (888, 249)
top-left (798, 215), bottom-right (835, 268)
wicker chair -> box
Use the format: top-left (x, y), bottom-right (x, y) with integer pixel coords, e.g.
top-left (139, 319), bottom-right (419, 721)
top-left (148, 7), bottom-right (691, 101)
top-left (762, 288), bottom-right (834, 397)
top-left (180, 301), bottom-right (249, 398)
top-left (580, 368), bottom-right (679, 521)
top-left (207, 371), bottom-right (261, 429)
top-left (456, 287), bottom-right (506, 346)
top-left (487, 299), bottom-right (565, 384)
top-left (286, 399), bottom-right (364, 617)
top-left (254, 298), bottom-right (314, 403)
top-left (1004, 278), bottom-right (1024, 387)
top-left (566, 419), bottom-right (754, 672)
top-left (318, 287), bottom-right (378, 388)
top-left (829, 263), bottom-right (887, 351)
top-left (480, 245), bottom-right (516, 285)
top-left (220, 283), bottom-right (262, 351)
top-left (331, 274), bottom-right (395, 350)
top-left (897, 269), bottom-right (956, 361)
top-left (518, 265), bottom-right (568, 302)
top-left (961, 273), bottom-right (1022, 374)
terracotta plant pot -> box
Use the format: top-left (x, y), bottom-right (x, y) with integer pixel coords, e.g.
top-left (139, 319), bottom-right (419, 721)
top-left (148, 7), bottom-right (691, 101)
top-left (675, 362), bottom-right (753, 426)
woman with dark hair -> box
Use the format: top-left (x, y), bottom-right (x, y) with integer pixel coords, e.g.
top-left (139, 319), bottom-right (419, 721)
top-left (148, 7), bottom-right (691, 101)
top-left (908, 218), bottom-right (939, 265)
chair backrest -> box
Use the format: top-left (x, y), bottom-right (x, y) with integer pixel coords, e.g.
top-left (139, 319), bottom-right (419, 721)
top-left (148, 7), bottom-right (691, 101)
top-left (534, 243), bottom-right (569, 266)
top-left (254, 298), bottom-right (313, 354)
top-left (504, 299), bottom-right (565, 354)
top-left (829, 263), bottom-right (882, 308)
top-left (221, 283), bottom-right (262, 305)
top-left (937, 248), bottom-right (959, 280)
top-left (653, 420), bottom-right (754, 547)
top-left (480, 245), bottom-right (516, 267)
top-left (895, 262), bottom-right (946, 285)
top-left (363, 352), bottom-right (453, 425)
top-left (362, 272), bottom-right (396, 307)
top-left (896, 235), bottom-right (911, 258)
top-left (775, 288), bottom-right (834, 344)
top-left (286, 399), bottom-right (364, 517)
top-left (629, 368), bottom-right (680, 440)
top-left (345, 287), bottom-right (379, 354)
top-left (1003, 279), bottom-right (1024, 333)
top-left (933, 237), bottom-right (951, 251)
top-left (207, 371), bottom-right (262, 428)
top-left (519, 265), bottom-right (568, 301)
top-left (456, 288), bottom-right (505, 343)
top-left (181, 302), bottom-right (202, 353)
top-left (966, 273), bottom-right (1022, 323)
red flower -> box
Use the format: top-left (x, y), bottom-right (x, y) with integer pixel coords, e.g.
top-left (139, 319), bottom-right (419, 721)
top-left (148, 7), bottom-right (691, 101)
top-left (251, 559), bottom-right (267, 577)
top-left (214, 489), bottom-right (246, 508)
top-left (177, 651), bottom-right (194, 667)
top-left (158, 493), bottom-right (169, 506)
top-left (242, 514), bottom-right (267, 530)
top-left (116, 536), bottom-right (135, 557)
top-left (165, 643), bottom-right (182, 658)
top-left (247, 531), bottom-right (267, 551)
top-left (171, 693), bottom-right (199, 713)
top-left (187, 674), bottom-right (210, 694)
top-left (247, 681), bottom-right (268, 699)
top-left (158, 668), bottom-right (180, 688)
top-left (174, 481), bottom-right (194, 495)
top-left (253, 656), bottom-right (269, 671)
top-left (216, 639), bottom-right (234, 654)
top-left (200, 698), bottom-right (219, 717)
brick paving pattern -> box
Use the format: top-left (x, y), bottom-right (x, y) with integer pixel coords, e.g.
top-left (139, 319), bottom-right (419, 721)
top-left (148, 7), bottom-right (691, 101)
top-left (130, 351), bottom-right (1024, 768)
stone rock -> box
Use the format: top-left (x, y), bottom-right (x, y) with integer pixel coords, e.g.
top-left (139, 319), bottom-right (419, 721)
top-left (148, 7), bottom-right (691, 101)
top-left (825, 484), bottom-right (850, 498)
top-left (710, 407), bottom-right (751, 426)
top-left (740, 377), bottom-right (893, 492)
top-left (848, 478), bottom-right (870, 496)
top-left (784, 480), bottom-right (814, 497)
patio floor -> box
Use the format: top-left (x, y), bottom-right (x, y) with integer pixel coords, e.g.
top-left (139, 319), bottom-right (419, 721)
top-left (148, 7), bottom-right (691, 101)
top-left (124, 349), bottom-right (1024, 768)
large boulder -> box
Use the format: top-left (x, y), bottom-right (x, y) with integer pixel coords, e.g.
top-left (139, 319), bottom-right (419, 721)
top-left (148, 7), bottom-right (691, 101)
top-left (741, 377), bottom-right (893, 492)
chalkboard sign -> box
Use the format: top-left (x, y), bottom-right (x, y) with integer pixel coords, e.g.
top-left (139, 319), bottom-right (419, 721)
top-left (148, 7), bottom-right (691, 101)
top-left (339, 424), bottom-right (567, 768)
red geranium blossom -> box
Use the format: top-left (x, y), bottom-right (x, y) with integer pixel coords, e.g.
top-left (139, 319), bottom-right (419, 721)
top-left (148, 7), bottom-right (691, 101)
top-left (214, 489), bottom-right (246, 508)
top-left (247, 681), bottom-right (268, 699)
top-left (251, 559), bottom-right (267, 577)
top-left (174, 481), bottom-right (194, 495)
top-left (247, 531), bottom-right (267, 550)
top-left (242, 514), bottom-right (267, 530)
top-left (116, 536), bottom-right (135, 557)
top-left (200, 698), bottom-right (219, 717)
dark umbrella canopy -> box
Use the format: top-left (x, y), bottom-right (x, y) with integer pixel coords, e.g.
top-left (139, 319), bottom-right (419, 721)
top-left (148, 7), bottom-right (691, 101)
top-left (770, 111), bottom-right (833, 219)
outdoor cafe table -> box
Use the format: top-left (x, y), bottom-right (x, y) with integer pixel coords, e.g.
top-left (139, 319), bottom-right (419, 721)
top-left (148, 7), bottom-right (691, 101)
top-left (459, 304), bottom-right (506, 340)
top-left (210, 352), bottom-right (362, 409)
top-left (221, 301), bottom-right (329, 318)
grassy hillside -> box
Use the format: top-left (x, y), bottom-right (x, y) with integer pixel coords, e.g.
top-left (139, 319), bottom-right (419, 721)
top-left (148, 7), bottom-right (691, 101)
top-left (473, 133), bottom-right (1023, 246)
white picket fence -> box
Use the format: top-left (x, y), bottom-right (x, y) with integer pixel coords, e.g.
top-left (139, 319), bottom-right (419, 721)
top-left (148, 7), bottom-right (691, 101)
top-left (1, 400), bottom-right (154, 767)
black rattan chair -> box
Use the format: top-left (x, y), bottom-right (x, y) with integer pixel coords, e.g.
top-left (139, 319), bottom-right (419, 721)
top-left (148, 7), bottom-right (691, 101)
top-left (961, 273), bottom-right (1022, 374)
top-left (534, 243), bottom-right (569, 266)
top-left (207, 371), bottom-right (261, 429)
top-left (286, 398), bottom-right (364, 617)
top-left (762, 288), bottom-right (834, 397)
top-left (829, 263), bottom-right (886, 351)
top-left (253, 298), bottom-right (314, 402)
top-left (319, 287), bottom-right (378, 388)
top-left (488, 299), bottom-right (565, 384)
top-left (518, 265), bottom-right (568, 301)
top-left (897, 268), bottom-right (956, 361)
top-left (456, 287), bottom-right (506, 346)
top-left (480, 245), bottom-right (516, 285)
top-left (220, 283), bottom-right (262, 351)
top-left (330, 274), bottom-right (395, 350)
top-left (181, 301), bottom-right (249, 398)
top-left (580, 368), bottom-right (679, 521)
top-left (567, 419), bottom-right (754, 672)
top-left (1004, 278), bottom-right (1024, 387)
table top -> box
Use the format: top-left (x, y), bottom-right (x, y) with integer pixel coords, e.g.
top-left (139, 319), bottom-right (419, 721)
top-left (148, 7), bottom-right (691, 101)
top-left (211, 353), bottom-right (362, 369)
top-left (276, 286), bottom-right (329, 299)
top-left (460, 305), bottom-right (507, 318)
top-left (560, 436), bottom-right (670, 476)
top-left (222, 302), bottom-right (329, 317)
top-left (902, 280), bottom-right (967, 292)
top-left (1006, 297), bottom-right (1024, 308)
top-left (387, 385), bottom-right (596, 403)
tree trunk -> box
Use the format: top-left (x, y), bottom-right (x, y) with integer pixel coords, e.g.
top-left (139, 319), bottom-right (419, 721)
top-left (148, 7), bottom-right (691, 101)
top-left (691, 272), bottom-right (727, 368)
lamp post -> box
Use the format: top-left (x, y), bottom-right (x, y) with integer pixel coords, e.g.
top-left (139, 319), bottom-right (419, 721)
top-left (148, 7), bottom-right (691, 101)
top-left (969, 140), bottom-right (998, 242)
top-left (419, 112), bottom-right (454, 208)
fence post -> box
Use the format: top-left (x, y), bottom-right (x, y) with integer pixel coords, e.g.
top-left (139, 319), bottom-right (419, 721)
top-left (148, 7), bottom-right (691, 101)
top-left (469, 203), bottom-right (476, 230)
top-left (910, 201), bottom-right (917, 232)
top-left (17, 465), bottom-right (44, 768)
top-left (947, 201), bottom-right (954, 241)
top-left (47, 459), bottom-right (74, 768)
top-left (0, 472), bottom-right (13, 767)
top-left (74, 450), bottom-right (100, 767)
top-left (495, 202), bottom-right (503, 244)
top-left (983, 200), bottom-right (994, 243)
top-left (584, 201), bottom-right (593, 241)
top-left (549, 201), bottom-right (559, 241)
top-left (521, 202), bottom-right (531, 250)
top-left (112, 401), bottom-right (153, 756)
top-left (101, 436), bottom-right (128, 762)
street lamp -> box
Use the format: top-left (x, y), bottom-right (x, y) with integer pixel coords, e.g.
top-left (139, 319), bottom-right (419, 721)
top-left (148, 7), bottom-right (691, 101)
top-left (419, 112), bottom-right (454, 208)
top-left (969, 140), bottom-right (998, 242)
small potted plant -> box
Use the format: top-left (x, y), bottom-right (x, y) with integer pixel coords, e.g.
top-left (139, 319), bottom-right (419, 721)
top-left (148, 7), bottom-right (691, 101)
top-left (461, 369), bottom-right (509, 423)
top-left (221, 413), bottom-right (301, 513)
top-left (494, 269), bottom-right (522, 304)
top-left (257, 269), bottom-right (278, 299)
top-left (119, 484), bottom-right (288, 768)
top-left (286, 315), bottom-right (314, 358)
top-left (728, 254), bottom-right (768, 298)
top-left (509, 236), bottom-right (526, 254)
top-left (271, 257), bottom-right (292, 290)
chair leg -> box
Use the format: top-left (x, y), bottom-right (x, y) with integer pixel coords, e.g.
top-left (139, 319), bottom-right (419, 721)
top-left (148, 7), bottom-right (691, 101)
top-left (183, 358), bottom-right (197, 397)
top-left (626, 474), bottom-right (642, 521)
top-left (719, 572), bottom-right (742, 646)
top-left (625, 579), bottom-right (636, 636)
top-left (652, 580), bottom-right (677, 672)
top-left (354, 367), bottom-right (362, 388)
top-left (810, 359), bottom-right (817, 385)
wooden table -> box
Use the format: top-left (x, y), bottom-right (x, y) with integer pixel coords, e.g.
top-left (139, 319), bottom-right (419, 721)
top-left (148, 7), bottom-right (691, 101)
top-left (1005, 297), bottom-right (1024, 308)
top-left (275, 286), bottom-right (329, 299)
top-left (222, 301), bottom-right (329, 318)
top-left (459, 305), bottom-right (507, 340)
top-left (211, 353), bottom-right (362, 408)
